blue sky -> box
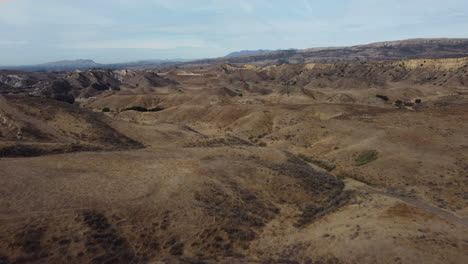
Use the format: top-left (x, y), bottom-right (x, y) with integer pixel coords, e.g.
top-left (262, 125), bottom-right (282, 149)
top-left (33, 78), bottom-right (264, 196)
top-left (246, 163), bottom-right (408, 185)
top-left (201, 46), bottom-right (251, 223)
top-left (0, 0), bottom-right (467, 65)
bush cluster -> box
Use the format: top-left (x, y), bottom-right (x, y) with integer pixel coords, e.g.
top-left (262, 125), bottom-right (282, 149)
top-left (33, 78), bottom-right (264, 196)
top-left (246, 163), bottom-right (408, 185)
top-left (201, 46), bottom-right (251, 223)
top-left (376, 94), bottom-right (389, 101)
top-left (355, 150), bottom-right (379, 166)
top-left (122, 106), bottom-right (165, 112)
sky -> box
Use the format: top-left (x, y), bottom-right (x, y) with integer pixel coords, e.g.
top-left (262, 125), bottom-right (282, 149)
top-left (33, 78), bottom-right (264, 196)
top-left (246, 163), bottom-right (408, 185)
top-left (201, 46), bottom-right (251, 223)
top-left (0, 0), bottom-right (467, 65)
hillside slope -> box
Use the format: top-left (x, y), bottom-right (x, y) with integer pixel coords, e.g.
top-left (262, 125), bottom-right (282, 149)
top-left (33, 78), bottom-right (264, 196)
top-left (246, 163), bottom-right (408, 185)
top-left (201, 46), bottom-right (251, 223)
top-left (0, 95), bottom-right (142, 157)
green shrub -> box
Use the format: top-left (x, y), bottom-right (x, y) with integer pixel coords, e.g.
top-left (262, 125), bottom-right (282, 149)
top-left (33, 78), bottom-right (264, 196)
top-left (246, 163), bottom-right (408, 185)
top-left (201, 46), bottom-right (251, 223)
top-left (148, 106), bottom-right (164, 112)
top-left (415, 99), bottom-right (422, 104)
top-left (102, 107), bottom-right (110, 113)
top-left (123, 106), bottom-right (164, 112)
top-left (123, 106), bottom-right (148, 112)
top-left (355, 150), bottom-right (379, 166)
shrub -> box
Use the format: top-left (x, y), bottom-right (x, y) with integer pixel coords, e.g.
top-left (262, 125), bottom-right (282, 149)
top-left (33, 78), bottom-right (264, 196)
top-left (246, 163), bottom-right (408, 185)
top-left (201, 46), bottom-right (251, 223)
top-left (238, 93), bottom-right (243, 97)
top-left (51, 93), bottom-right (75, 104)
top-left (148, 106), bottom-right (164, 112)
top-left (102, 107), bottom-right (110, 113)
top-left (415, 99), bottom-right (422, 104)
top-left (376, 94), bottom-right (389, 101)
top-left (123, 106), bottom-right (148, 112)
top-left (394, 100), bottom-right (403, 107)
top-left (355, 150), bottom-right (379, 166)
top-left (122, 106), bottom-right (164, 112)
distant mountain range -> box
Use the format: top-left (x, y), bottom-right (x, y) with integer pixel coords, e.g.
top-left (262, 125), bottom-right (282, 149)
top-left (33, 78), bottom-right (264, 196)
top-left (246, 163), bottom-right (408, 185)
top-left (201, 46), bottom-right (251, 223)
top-left (0, 59), bottom-right (188, 72)
top-left (225, 50), bottom-right (275, 57)
top-left (225, 49), bottom-right (299, 58)
top-left (2, 38), bottom-right (468, 71)
top-left (182, 38), bottom-right (468, 67)
top-left (38, 59), bottom-right (101, 69)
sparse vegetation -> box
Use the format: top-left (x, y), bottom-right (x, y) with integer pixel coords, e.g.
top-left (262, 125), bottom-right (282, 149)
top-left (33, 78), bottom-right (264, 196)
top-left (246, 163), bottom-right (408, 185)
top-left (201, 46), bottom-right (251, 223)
top-left (376, 94), bottom-right (389, 101)
top-left (123, 106), bottom-right (148, 112)
top-left (148, 106), bottom-right (164, 112)
top-left (102, 107), bottom-right (110, 112)
top-left (415, 99), bottom-right (422, 104)
top-left (336, 171), bottom-right (376, 186)
top-left (122, 106), bottom-right (164, 112)
top-left (298, 154), bottom-right (336, 171)
top-left (355, 150), bottom-right (379, 166)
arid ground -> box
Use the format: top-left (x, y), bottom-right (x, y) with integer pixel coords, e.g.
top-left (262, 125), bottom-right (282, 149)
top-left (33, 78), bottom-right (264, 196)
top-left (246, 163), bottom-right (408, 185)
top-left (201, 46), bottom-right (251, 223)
top-left (0, 57), bottom-right (467, 263)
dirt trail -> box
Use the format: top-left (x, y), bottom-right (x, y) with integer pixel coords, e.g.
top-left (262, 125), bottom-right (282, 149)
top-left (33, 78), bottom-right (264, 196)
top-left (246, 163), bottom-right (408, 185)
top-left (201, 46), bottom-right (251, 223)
top-left (356, 184), bottom-right (468, 227)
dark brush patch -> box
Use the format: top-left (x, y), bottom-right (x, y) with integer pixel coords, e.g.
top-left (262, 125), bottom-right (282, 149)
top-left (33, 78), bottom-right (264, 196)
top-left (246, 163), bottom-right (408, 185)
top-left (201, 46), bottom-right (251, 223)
top-left (0, 255), bottom-right (10, 264)
top-left (184, 136), bottom-right (253, 148)
top-left (0, 145), bottom-right (46, 157)
top-left (5, 226), bottom-right (50, 263)
top-left (79, 210), bottom-right (137, 264)
top-left (194, 182), bottom-right (278, 228)
top-left (257, 152), bottom-right (352, 227)
top-left (193, 181), bottom-right (280, 257)
top-left (296, 191), bottom-right (352, 228)
top-left (0, 143), bottom-right (103, 158)
top-left (265, 160), bottom-right (343, 195)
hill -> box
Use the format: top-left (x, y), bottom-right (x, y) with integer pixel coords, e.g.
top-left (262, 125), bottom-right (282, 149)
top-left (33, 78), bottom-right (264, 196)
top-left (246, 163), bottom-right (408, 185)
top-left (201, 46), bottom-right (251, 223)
top-left (0, 55), bottom-right (467, 263)
top-left (0, 95), bottom-right (142, 157)
top-left (182, 38), bottom-right (468, 67)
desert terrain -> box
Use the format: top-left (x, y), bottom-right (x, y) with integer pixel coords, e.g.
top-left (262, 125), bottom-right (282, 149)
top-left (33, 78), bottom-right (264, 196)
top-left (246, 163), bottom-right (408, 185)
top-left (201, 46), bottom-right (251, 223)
top-left (0, 55), bottom-right (467, 263)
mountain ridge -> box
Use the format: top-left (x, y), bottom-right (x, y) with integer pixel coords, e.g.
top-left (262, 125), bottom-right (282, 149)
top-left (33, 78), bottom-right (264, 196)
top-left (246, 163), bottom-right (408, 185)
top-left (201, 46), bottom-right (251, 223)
top-left (0, 59), bottom-right (186, 72)
top-left (181, 38), bottom-right (468, 67)
top-left (225, 49), bottom-right (275, 57)
top-left (2, 38), bottom-right (468, 71)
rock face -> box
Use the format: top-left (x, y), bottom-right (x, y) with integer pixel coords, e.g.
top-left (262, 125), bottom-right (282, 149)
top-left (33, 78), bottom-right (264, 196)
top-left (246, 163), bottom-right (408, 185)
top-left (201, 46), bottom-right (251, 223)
top-left (0, 69), bottom-right (178, 102)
